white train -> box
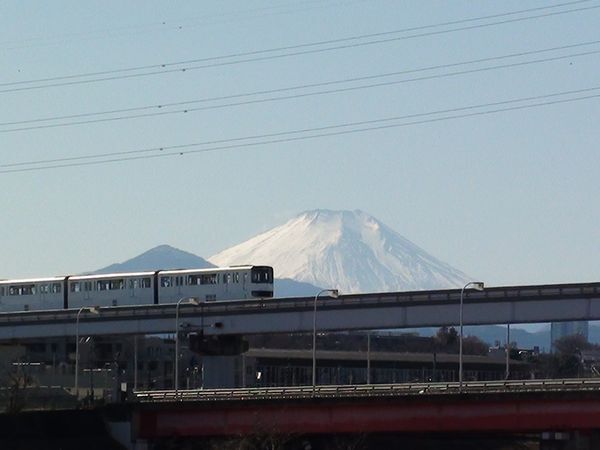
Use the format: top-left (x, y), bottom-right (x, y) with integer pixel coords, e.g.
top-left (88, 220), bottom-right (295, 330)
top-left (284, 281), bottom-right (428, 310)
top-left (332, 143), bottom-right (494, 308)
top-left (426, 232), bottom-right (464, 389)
top-left (0, 266), bottom-right (274, 312)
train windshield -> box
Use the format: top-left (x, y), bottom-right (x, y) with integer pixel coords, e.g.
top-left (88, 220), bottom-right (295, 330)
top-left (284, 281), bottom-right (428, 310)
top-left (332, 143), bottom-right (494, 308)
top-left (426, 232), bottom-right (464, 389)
top-left (251, 267), bottom-right (273, 284)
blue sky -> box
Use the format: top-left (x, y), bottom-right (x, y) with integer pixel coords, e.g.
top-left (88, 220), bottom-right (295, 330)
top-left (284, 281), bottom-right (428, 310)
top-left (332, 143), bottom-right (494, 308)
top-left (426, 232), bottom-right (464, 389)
top-left (1, 0), bottom-right (599, 287)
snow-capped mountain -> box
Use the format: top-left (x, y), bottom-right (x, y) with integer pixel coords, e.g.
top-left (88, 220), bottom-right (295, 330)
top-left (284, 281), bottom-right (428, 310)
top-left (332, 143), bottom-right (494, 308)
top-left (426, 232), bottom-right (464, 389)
top-left (209, 210), bottom-right (471, 294)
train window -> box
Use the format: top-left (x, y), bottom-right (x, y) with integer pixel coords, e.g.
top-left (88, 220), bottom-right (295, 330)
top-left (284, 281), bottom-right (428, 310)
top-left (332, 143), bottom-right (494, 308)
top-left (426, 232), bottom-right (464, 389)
top-left (141, 278), bottom-right (151, 288)
top-left (235, 273), bottom-right (240, 283)
top-left (108, 279), bottom-right (124, 290)
top-left (84, 282), bottom-right (92, 291)
top-left (175, 276), bottom-right (184, 286)
top-left (200, 274), bottom-right (217, 285)
top-left (52, 283), bottom-right (61, 293)
top-left (9, 285), bottom-right (36, 295)
top-left (70, 282), bottom-right (81, 293)
top-left (40, 284), bottom-right (48, 294)
top-left (0, 287), bottom-right (3, 296)
top-left (97, 280), bottom-right (110, 291)
top-left (160, 277), bottom-right (172, 288)
top-left (251, 267), bottom-right (273, 283)
top-left (223, 273), bottom-right (230, 284)
top-left (188, 275), bottom-right (200, 285)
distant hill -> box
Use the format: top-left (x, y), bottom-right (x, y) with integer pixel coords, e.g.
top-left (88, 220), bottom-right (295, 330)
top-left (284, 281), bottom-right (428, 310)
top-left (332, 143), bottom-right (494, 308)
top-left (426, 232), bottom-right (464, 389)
top-left (93, 244), bottom-right (214, 274)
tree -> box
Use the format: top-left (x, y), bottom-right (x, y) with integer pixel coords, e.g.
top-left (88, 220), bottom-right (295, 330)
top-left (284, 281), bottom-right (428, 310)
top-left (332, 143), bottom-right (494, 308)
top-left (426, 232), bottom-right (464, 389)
top-left (462, 335), bottom-right (489, 356)
top-left (435, 326), bottom-right (458, 348)
top-left (0, 345), bottom-right (30, 413)
top-left (551, 334), bottom-right (590, 378)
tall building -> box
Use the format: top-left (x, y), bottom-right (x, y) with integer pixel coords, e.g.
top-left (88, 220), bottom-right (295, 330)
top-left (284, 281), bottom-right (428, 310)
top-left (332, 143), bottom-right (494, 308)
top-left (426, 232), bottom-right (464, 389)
top-left (550, 321), bottom-right (589, 351)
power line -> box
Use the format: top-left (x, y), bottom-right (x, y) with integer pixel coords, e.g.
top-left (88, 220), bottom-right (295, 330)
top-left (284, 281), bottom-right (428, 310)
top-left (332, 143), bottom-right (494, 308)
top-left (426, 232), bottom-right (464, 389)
top-left (1, 1), bottom-right (348, 50)
top-left (3, 86), bottom-right (598, 174)
top-left (2, 43), bottom-right (598, 133)
top-left (1, 1), bottom-right (598, 94)
top-left (0, 0), bottom-right (352, 50)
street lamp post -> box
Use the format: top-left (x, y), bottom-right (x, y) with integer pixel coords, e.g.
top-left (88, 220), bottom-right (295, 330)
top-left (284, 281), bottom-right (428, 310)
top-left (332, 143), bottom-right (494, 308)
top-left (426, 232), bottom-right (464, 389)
top-left (175, 297), bottom-right (200, 395)
top-left (312, 288), bottom-right (339, 392)
top-left (459, 281), bottom-right (484, 391)
top-left (133, 335), bottom-right (138, 391)
top-left (506, 323), bottom-right (511, 380)
top-left (75, 306), bottom-right (100, 398)
top-left (366, 332), bottom-right (371, 385)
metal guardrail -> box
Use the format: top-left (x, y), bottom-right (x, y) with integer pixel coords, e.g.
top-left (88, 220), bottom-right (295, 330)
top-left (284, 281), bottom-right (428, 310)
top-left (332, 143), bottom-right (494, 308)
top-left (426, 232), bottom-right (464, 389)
top-left (133, 378), bottom-right (600, 403)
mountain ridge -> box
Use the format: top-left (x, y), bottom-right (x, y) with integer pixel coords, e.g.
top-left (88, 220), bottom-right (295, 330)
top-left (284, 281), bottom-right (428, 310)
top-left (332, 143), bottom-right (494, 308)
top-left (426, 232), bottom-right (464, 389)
top-left (93, 244), bottom-right (215, 274)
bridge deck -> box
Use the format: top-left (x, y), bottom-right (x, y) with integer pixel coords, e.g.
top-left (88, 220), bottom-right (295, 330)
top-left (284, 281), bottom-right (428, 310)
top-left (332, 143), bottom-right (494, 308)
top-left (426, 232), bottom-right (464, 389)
top-left (133, 379), bottom-right (600, 438)
top-left (134, 378), bottom-right (600, 402)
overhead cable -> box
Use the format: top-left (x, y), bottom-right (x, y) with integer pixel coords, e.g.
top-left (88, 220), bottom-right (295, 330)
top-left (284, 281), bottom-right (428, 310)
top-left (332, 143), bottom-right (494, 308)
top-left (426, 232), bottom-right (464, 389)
top-left (2, 86), bottom-right (599, 174)
top-left (1, 1), bottom-right (598, 94)
top-left (2, 44), bottom-right (599, 133)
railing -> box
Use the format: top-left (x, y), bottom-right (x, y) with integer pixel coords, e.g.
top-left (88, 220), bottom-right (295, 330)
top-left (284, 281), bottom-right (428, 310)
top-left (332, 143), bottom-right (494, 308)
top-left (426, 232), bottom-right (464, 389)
top-left (133, 378), bottom-right (600, 403)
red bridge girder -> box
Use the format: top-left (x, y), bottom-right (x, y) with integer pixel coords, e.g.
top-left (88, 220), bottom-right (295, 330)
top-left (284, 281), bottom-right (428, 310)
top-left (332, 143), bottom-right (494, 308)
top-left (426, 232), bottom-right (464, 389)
top-left (135, 392), bottom-right (600, 438)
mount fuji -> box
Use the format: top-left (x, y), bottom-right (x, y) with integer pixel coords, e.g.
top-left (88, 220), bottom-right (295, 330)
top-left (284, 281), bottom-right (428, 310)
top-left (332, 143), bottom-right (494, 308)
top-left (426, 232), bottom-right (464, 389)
top-left (209, 209), bottom-right (471, 294)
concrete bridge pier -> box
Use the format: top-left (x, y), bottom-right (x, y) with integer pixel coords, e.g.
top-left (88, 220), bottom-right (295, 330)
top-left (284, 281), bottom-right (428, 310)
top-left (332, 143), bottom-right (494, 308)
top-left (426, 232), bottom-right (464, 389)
top-left (201, 356), bottom-right (238, 388)
top-left (540, 431), bottom-right (600, 450)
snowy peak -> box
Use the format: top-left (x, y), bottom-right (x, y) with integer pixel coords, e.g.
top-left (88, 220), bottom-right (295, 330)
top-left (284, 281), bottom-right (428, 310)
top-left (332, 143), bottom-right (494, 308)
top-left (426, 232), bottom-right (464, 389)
top-left (209, 210), bottom-right (470, 294)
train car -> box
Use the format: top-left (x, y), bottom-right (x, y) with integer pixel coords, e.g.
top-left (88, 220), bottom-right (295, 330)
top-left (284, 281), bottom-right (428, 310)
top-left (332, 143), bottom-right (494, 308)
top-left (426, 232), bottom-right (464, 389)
top-left (0, 276), bottom-right (66, 312)
top-left (157, 265), bottom-right (274, 303)
top-left (0, 265), bottom-right (274, 312)
top-left (67, 271), bottom-right (157, 309)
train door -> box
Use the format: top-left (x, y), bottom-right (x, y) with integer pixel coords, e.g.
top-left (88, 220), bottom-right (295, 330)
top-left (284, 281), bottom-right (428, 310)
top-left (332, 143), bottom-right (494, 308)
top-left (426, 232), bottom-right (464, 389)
top-left (223, 272), bottom-right (230, 298)
top-left (39, 283), bottom-right (47, 309)
top-left (84, 281), bottom-right (92, 301)
top-left (243, 272), bottom-right (248, 298)
top-left (39, 282), bottom-right (56, 310)
top-left (129, 279), bottom-right (136, 299)
top-left (176, 276), bottom-right (183, 296)
top-left (233, 271), bottom-right (241, 298)
top-left (39, 284), bottom-right (46, 310)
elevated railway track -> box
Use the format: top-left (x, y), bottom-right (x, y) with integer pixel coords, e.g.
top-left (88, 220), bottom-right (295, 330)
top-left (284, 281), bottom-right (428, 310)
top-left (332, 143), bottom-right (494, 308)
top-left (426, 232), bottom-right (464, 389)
top-left (0, 281), bottom-right (598, 340)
